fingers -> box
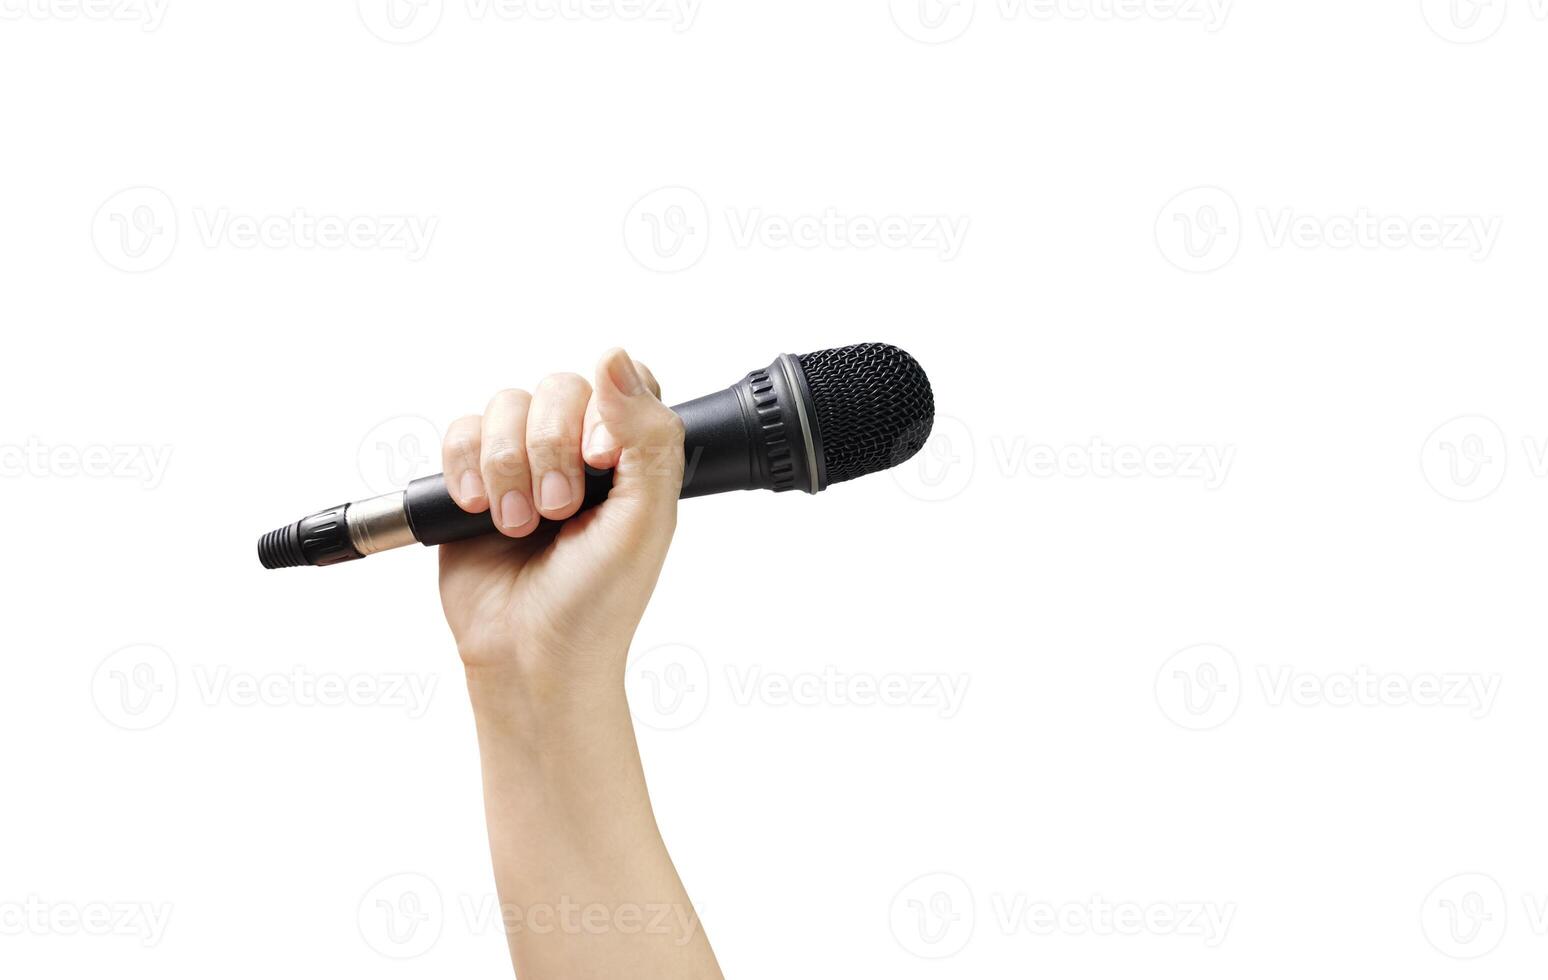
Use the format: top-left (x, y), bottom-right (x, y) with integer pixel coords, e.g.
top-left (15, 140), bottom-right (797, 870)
top-left (526, 372), bottom-right (592, 521)
top-left (582, 355), bottom-right (660, 469)
top-left (453, 352), bottom-right (676, 543)
top-left (443, 414), bottom-right (488, 513)
top-left (586, 348), bottom-right (684, 534)
top-left (481, 388), bottom-right (539, 537)
top-left (633, 359), bottom-right (662, 400)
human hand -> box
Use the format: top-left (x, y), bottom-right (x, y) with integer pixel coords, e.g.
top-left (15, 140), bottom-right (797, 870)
top-left (441, 351), bottom-right (721, 979)
top-left (436, 348), bottom-right (684, 701)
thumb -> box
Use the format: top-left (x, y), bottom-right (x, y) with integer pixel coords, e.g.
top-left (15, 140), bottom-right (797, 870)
top-left (585, 348), bottom-right (684, 529)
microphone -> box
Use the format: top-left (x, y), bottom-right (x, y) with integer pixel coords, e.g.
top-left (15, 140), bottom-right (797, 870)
top-left (257, 342), bottom-right (934, 569)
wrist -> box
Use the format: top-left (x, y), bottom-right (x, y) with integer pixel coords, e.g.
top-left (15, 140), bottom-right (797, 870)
top-left (464, 659), bottom-right (630, 731)
top-left (464, 662), bottom-right (645, 803)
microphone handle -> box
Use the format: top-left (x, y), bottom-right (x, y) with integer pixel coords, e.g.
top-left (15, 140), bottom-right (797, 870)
top-left (406, 377), bottom-right (759, 546)
top-left (404, 468), bottom-right (617, 546)
top-left (407, 346), bottom-right (824, 541)
top-left (257, 354), bottom-right (826, 568)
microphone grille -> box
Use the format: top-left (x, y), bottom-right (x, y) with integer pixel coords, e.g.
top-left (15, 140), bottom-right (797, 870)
top-left (797, 343), bottom-right (935, 486)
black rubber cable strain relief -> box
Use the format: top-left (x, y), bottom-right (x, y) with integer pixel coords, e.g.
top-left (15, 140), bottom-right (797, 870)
top-left (257, 523), bottom-right (307, 569)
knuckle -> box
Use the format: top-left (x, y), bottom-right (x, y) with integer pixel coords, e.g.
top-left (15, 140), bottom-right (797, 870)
top-left (529, 427), bottom-right (582, 461)
top-left (641, 444), bottom-right (684, 480)
top-left (536, 372), bottom-right (589, 398)
top-left (648, 409), bottom-right (686, 446)
top-left (483, 445), bottom-right (525, 479)
top-left (634, 362), bottom-right (661, 395)
top-left (444, 433), bottom-right (479, 462)
top-left (526, 440), bottom-right (582, 474)
top-left (488, 388), bottom-right (531, 412)
top-left (527, 417), bottom-right (579, 448)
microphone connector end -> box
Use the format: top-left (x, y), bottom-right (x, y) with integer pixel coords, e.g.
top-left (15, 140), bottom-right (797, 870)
top-left (258, 522), bottom-right (307, 569)
top-left (257, 503), bottom-right (362, 569)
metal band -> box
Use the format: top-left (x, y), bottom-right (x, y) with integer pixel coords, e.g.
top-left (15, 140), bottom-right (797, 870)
top-left (777, 353), bottom-right (821, 494)
top-left (346, 491), bottom-right (416, 556)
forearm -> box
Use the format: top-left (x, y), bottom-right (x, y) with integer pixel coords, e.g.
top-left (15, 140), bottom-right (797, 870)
top-left (466, 664), bottom-right (723, 980)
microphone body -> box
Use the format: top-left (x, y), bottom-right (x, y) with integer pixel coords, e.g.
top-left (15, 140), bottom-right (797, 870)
top-left (259, 353), bottom-right (829, 569)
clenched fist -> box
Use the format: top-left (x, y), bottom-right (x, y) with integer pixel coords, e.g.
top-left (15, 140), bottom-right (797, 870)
top-left (437, 348), bottom-right (685, 695)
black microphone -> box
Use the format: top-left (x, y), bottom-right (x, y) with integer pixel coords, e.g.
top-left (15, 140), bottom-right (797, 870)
top-left (257, 343), bottom-right (934, 569)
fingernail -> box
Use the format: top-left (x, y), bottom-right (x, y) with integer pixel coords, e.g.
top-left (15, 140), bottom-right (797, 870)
top-left (608, 349), bottom-right (647, 396)
top-left (459, 470), bottom-right (484, 503)
top-left (499, 490), bottom-right (533, 529)
top-left (539, 470), bottom-right (573, 511)
top-left (586, 423), bottom-right (618, 460)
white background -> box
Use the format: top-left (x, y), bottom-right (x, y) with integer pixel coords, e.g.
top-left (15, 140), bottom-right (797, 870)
top-left (2, 0), bottom-right (1544, 976)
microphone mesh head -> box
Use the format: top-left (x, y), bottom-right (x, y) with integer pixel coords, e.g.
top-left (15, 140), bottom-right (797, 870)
top-left (797, 343), bottom-right (935, 486)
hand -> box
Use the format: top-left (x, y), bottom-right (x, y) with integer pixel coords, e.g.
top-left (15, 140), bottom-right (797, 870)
top-left (437, 348), bottom-right (685, 697)
top-left (440, 351), bottom-right (721, 978)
